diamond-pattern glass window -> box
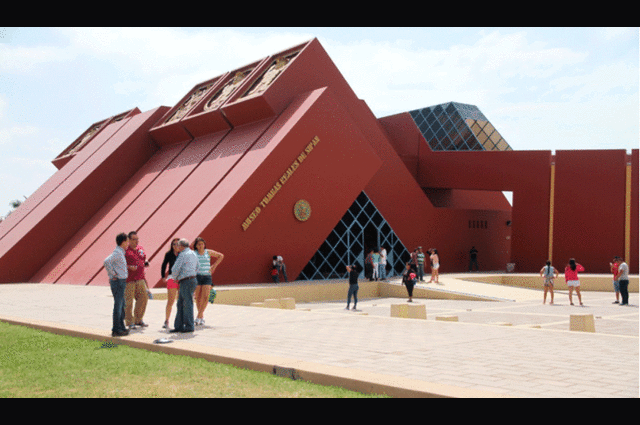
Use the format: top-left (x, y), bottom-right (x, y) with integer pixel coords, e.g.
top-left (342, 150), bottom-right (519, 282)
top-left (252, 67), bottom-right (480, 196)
top-left (409, 102), bottom-right (512, 152)
top-left (297, 192), bottom-right (410, 280)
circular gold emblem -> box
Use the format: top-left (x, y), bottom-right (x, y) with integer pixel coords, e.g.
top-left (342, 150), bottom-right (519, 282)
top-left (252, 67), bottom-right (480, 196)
top-left (293, 199), bottom-right (311, 222)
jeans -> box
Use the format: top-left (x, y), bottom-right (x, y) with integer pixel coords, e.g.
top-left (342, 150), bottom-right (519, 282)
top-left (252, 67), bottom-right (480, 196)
top-left (278, 264), bottom-right (288, 282)
top-left (174, 277), bottom-right (197, 331)
top-left (378, 263), bottom-right (386, 280)
top-left (109, 278), bottom-right (127, 333)
top-left (619, 279), bottom-right (629, 305)
top-left (347, 284), bottom-right (358, 307)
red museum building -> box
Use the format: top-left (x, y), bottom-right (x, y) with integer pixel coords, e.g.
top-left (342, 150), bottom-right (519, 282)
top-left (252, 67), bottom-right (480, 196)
top-left (0, 38), bottom-right (637, 287)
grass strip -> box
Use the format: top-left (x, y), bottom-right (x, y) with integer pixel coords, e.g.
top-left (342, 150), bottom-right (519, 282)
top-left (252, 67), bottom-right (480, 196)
top-left (0, 321), bottom-right (384, 398)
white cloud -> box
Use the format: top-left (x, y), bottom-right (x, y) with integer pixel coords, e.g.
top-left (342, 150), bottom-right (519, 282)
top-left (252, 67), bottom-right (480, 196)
top-left (0, 125), bottom-right (39, 146)
top-left (549, 60), bottom-right (637, 101)
top-left (0, 43), bottom-right (76, 74)
top-left (599, 27), bottom-right (637, 41)
top-left (324, 29), bottom-right (591, 118)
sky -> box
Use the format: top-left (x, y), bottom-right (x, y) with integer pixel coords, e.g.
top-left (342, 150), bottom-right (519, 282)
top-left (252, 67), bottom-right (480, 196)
top-left (0, 27), bottom-right (638, 217)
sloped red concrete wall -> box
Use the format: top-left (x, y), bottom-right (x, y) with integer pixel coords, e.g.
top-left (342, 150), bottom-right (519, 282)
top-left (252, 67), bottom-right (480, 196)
top-left (155, 87), bottom-right (381, 286)
top-left (0, 107), bottom-right (166, 283)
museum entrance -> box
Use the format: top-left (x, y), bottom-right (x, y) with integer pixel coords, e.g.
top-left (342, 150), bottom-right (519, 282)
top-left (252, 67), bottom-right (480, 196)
top-left (297, 192), bottom-right (410, 280)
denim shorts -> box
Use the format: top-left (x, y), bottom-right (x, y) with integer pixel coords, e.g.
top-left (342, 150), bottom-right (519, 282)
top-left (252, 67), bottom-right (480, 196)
top-left (196, 274), bottom-right (212, 286)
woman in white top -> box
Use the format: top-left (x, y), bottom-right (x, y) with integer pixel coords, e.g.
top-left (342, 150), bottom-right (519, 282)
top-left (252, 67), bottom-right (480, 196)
top-left (428, 249), bottom-right (440, 283)
top-left (193, 237), bottom-right (224, 326)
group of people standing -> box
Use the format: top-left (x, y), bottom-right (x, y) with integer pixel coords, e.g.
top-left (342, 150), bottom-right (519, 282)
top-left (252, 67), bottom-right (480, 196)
top-left (539, 257), bottom-right (630, 306)
top-left (364, 247), bottom-right (388, 281)
top-left (104, 232), bottom-right (223, 337)
top-left (400, 247), bottom-right (439, 302)
top-left (408, 247), bottom-right (440, 284)
top-left (270, 255), bottom-right (288, 283)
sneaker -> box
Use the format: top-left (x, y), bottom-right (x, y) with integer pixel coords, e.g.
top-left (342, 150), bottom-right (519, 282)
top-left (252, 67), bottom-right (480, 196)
top-left (135, 321), bottom-right (148, 327)
top-left (162, 321), bottom-right (169, 329)
top-left (613, 300), bottom-right (620, 304)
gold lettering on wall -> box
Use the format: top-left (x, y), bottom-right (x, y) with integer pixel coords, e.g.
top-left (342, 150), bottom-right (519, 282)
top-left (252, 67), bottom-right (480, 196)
top-left (242, 136), bottom-right (320, 231)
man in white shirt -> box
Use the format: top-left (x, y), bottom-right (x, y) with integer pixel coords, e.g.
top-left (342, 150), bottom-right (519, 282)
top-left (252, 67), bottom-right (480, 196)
top-left (171, 239), bottom-right (199, 333)
top-left (615, 259), bottom-right (630, 306)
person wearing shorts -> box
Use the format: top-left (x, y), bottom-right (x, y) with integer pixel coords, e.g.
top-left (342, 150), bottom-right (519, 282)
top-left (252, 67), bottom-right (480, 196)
top-left (161, 238), bottom-right (180, 329)
top-left (193, 237), bottom-right (224, 326)
top-left (429, 248), bottom-right (440, 283)
top-left (564, 258), bottom-right (584, 306)
top-left (539, 261), bottom-right (558, 304)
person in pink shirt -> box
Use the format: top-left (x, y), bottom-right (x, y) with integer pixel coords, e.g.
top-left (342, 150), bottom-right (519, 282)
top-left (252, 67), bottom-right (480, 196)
top-left (125, 231), bottom-right (150, 328)
top-left (564, 258), bottom-right (584, 306)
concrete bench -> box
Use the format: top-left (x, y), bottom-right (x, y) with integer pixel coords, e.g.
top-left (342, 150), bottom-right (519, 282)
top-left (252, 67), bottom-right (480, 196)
top-left (570, 313), bottom-right (595, 332)
top-left (279, 297), bottom-right (296, 309)
top-left (251, 298), bottom-right (296, 310)
top-left (436, 315), bottom-right (458, 322)
top-left (391, 303), bottom-right (426, 319)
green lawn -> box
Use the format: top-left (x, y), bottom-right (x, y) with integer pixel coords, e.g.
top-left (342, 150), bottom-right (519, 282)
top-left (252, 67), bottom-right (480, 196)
top-left (0, 322), bottom-right (385, 398)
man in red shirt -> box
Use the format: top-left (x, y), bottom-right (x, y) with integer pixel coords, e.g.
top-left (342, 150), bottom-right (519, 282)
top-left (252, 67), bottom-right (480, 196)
top-left (610, 256), bottom-right (621, 304)
top-left (125, 231), bottom-right (149, 328)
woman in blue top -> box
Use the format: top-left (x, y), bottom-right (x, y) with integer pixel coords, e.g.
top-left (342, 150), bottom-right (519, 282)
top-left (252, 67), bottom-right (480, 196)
top-left (193, 237), bottom-right (224, 326)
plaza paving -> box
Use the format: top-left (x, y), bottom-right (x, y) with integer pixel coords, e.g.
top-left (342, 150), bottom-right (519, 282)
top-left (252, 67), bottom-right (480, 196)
top-left (0, 274), bottom-right (637, 398)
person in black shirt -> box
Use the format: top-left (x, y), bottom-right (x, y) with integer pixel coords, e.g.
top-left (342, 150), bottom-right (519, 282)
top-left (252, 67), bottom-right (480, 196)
top-left (469, 246), bottom-right (479, 271)
top-left (160, 238), bottom-right (180, 329)
top-left (402, 262), bottom-right (417, 302)
top-left (346, 264), bottom-right (359, 311)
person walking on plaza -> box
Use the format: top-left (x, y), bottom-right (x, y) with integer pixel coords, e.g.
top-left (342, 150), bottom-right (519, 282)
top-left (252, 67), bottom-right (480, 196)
top-left (364, 249), bottom-right (373, 281)
top-left (469, 246), bottom-right (479, 271)
top-left (610, 256), bottom-right (621, 304)
top-left (410, 248), bottom-right (418, 272)
top-left (104, 232), bottom-right (129, 337)
top-left (160, 238), bottom-right (180, 329)
top-left (416, 246), bottom-right (425, 281)
top-left (371, 248), bottom-right (381, 281)
top-left (539, 260), bottom-right (558, 305)
top-left (402, 262), bottom-right (417, 302)
top-left (275, 255), bottom-right (288, 283)
top-left (194, 237), bottom-right (224, 326)
top-left (379, 246), bottom-right (387, 280)
top-left (345, 264), bottom-right (359, 310)
top-left (564, 258), bottom-right (584, 306)
top-left (429, 249), bottom-right (440, 283)
top-left (124, 231), bottom-right (150, 329)
top-left (171, 238), bottom-right (199, 333)
top-left (615, 258), bottom-right (630, 306)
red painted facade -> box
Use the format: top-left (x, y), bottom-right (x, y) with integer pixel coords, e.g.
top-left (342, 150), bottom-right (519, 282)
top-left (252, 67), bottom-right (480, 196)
top-left (0, 38), bottom-right (636, 286)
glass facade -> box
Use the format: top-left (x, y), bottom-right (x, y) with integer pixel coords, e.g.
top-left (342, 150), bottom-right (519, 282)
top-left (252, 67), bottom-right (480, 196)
top-left (298, 192), bottom-right (410, 280)
top-left (409, 102), bottom-right (512, 152)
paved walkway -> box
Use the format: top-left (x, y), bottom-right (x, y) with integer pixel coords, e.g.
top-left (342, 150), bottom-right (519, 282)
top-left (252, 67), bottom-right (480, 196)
top-left (0, 274), bottom-right (637, 398)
